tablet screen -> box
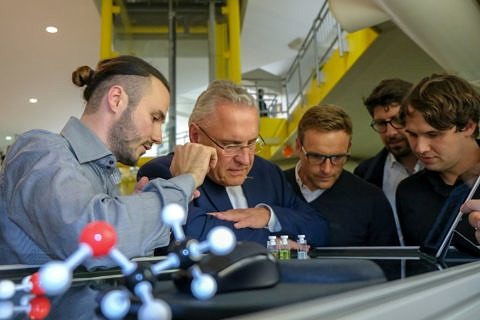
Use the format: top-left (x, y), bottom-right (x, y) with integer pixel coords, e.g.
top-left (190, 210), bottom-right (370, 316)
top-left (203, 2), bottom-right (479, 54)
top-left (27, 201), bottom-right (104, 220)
top-left (419, 175), bottom-right (480, 259)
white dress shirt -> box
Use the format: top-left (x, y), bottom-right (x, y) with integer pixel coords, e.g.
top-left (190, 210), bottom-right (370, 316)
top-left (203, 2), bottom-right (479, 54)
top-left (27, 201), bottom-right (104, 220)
top-left (383, 152), bottom-right (423, 246)
top-left (226, 185), bottom-right (281, 232)
top-left (294, 161), bottom-right (325, 202)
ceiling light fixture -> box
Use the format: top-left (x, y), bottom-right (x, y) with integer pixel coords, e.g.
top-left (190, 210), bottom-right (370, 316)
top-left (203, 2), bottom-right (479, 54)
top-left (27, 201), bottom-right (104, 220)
top-left (29, 98), bottom-right (38, 103)
top-left (5, 136), bottom-right (12, 141)
top-left (46, 26), bottom-right (58, 33)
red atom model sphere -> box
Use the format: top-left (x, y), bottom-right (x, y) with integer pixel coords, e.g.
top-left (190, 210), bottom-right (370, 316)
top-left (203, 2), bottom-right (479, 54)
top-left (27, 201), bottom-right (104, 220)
top-left (28, 296), bottom-right (51, 320)
top-left (30, 273), bottom-right (45, 296)
top-left (79, 221), bottom-right (117, 256)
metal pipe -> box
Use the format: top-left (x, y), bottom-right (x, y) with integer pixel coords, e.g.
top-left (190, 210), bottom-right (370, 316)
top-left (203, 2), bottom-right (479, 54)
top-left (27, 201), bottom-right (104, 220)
top-left (224, 0), bottom-right (241, 83)
top-left (168, 0), bottom-right (177, 151)
top-left (208, 0), bottom-right (217, 82)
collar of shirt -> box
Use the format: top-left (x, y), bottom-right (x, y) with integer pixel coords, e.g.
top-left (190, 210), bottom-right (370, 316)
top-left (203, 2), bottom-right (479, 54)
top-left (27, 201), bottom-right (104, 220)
top-left (61, 117), bottom-right (117, 169)
top-left (385, 152), bottom-right (423, 173)
top-left (295, 161), bottom-right (324, 202)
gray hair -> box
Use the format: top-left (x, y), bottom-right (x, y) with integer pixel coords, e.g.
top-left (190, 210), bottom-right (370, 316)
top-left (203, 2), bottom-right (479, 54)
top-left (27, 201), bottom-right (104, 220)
top-left (189, 80), bottom-right (257, 126)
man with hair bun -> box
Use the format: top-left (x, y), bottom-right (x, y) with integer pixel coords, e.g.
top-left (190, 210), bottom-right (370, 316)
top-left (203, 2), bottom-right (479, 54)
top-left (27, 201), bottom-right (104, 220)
top-left (0, 55), bottom-right (217, 268)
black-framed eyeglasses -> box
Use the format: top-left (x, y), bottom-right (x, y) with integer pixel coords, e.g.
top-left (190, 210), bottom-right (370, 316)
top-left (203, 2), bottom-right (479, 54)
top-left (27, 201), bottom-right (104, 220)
top-left (301, 146), bottom-right (350, 166)
top-left (370, 117), bottom-right (404, 133)
top-left (196, 125), bottom-right (265, 156)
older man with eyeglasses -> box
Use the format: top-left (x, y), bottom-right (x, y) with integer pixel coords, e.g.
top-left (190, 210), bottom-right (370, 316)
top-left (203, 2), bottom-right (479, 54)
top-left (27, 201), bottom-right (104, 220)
top-left (284, 104), bottom-right (399, 246)
top-left (138, 80), bottom-right (329, 249)
top-left (354, 79), bottom-right (423, 246)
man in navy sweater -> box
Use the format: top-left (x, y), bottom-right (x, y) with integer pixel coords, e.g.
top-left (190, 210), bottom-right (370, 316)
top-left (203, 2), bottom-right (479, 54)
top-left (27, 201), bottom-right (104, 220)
top-left (284, 104), bottom-right (399, 246)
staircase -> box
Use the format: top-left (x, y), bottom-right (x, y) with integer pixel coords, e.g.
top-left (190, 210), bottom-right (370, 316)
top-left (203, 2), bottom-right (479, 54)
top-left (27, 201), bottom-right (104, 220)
top-left (258, 3), bottom-right (378, 161)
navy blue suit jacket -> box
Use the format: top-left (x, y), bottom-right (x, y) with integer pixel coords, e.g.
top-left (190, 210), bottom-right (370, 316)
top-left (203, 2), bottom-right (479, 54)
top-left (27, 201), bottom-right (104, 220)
top-left (353, 148), bottom-right (389, 189)
top-left (138, 154), bottom-right (329, 247)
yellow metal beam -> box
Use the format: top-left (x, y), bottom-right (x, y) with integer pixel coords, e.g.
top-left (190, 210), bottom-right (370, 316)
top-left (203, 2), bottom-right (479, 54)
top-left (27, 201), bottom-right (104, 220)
top-left (259, 118), bottom-right (288, 144)
top-left (119, 25), bottom-right (209, 35)
top-left (100, 0), bottom-right (120, 59)
top-left (257, 118), bottom-right (288, 159)
top-left (222, 0), bottom-right (241, 83)
top-left (215, 23), bottom-right (228, 79)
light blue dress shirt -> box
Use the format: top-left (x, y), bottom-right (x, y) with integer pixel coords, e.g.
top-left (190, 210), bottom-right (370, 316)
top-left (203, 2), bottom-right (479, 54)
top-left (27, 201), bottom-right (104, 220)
top-left (0, 117), bottom-right (195, 268)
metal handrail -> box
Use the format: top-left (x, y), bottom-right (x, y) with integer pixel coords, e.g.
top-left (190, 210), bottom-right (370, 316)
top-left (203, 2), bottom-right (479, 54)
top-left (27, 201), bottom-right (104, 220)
top-left (284, 0), bottom-right (344, 116)
top-left (243, 1), bottom-right (344, 118)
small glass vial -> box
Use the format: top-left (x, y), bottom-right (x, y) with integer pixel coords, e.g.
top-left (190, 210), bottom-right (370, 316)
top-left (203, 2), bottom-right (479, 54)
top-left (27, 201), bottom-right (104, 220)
top-left (297, 234), bottom-right (308, 259)
top-left (279, 235), bottom-right (290, 260)
top-left (267, 236), bottom-right (279, 259)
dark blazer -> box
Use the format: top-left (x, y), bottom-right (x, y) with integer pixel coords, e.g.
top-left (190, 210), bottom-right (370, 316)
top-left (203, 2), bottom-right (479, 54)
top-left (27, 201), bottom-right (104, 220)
top-left (353, 148), bottom-right (389, 189)
top-left (284, 168), bottom-right (399, 246)
top-left (138, 154), bottom-right (329, 247)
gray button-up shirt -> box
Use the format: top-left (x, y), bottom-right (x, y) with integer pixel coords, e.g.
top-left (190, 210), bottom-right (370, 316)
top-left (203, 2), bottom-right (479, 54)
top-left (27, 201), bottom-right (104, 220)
top-left (0, 117), bottom-right (194, 268)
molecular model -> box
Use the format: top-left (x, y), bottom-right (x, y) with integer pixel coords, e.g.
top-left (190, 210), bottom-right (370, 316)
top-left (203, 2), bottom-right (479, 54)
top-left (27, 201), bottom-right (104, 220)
top-left (0, 203), bottom-right (236, 320)
top-left (0, 295), bottom-right (50, 320)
